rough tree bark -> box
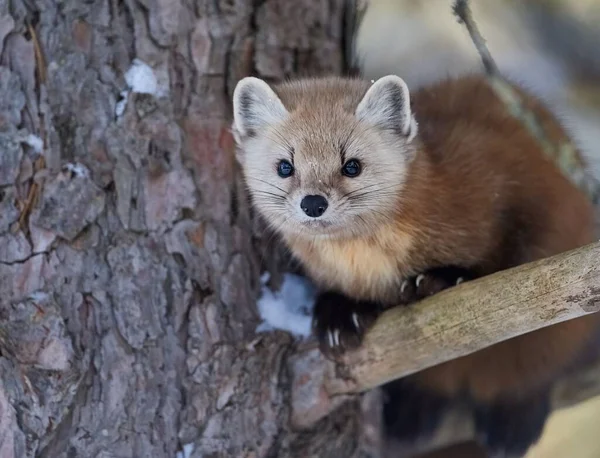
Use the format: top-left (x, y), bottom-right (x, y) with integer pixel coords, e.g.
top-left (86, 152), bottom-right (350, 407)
top-left (0, 1), bottom-right (365, 457)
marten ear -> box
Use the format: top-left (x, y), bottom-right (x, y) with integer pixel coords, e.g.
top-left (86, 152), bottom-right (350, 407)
top-left (355, 75), bottom-right (417, 142)
top-left (232, 77), bottom-right (289, 143)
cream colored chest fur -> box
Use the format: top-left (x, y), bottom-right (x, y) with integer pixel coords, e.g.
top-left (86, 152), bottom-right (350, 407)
top-left (287, 227), bottom-right (415, 302)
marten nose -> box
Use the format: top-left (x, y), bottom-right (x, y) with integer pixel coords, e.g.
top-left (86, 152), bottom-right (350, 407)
top-left (301, 195), bottom-right (328, 218)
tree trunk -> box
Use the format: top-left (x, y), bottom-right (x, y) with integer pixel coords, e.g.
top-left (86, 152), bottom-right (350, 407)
top-left (0, 0), bottom-right (365, 457)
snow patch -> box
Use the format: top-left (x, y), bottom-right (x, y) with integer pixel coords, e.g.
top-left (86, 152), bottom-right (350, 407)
top-left (62, 163), bottom-right (89, 178)
top-left (24, 134), bottom-right (44, 154)
top-left (125, 58), bottom-right (159, 95)
top-left (117, 59), bottom-right (165, 117)
top-left (114, 90), bottom-right (130, 117)
top-left (256, 272), bottom-right (316, 338)
top-left (175, 443), bottom-right (195, 458)
top-left (27, 291), bottom-right (49, 302)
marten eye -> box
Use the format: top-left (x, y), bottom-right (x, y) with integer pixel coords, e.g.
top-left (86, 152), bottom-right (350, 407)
top-left (342, 159), bottom-right (361, 177)
top-left (277, 160), bottom-right (294, 178)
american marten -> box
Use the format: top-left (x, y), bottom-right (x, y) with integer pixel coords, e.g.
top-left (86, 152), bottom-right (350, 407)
top-left (231, 73), bottom-right (600, 457)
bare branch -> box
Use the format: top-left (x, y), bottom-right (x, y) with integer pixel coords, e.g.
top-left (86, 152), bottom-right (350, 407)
top-left (453, 0), bottom-right (600, 204)
top-left (452, 0), bottom-right (499, 74)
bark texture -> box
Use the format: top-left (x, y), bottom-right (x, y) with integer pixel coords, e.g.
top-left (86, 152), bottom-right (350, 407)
top-left (0, 0), bottom-right (362, 457)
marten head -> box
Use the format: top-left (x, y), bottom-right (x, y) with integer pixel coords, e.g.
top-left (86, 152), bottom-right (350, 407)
top-left (231, 75), bottom-right (419, 239)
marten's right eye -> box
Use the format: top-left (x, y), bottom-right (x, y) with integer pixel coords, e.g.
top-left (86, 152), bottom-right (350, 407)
top-left (277, 160), bottom-right (294, 178)
top-left (342, 159), bottom-right (361, 177)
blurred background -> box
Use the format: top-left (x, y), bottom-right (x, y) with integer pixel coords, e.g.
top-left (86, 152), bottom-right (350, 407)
top-left (352, 0), bottom-right (600, 179)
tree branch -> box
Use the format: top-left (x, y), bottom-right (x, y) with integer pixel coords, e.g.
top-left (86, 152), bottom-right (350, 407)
top-left (323, 241), bottom-right (600, 395)
top-left (453, 0), bottom-right (600, 204)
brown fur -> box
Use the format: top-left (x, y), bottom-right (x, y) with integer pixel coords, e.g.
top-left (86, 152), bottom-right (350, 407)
top-left (233, 74), bottom-right (600, 403)
top-left (415, 441), bottom-right (487, 458)
top-left (396, 77), bottom-right (599, 401)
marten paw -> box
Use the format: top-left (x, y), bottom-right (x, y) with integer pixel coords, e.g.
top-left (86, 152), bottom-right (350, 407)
top-left (398, 266), bottom-right (476, 305)
top-left (474, 394), bottom-right (550, 457)
top-left (312, 291), bottom-right (381, 360)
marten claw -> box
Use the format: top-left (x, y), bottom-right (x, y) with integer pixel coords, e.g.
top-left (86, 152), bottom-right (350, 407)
top-left (351, 312), bottom-right (360, 329)
top-left (311, 291), bottom-right (381, 360)
top-left (398, 266), bottom-right (476, 305)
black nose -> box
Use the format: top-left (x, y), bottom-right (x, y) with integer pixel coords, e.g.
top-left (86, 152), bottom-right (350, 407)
top-left (300, 195), bottom-right (328, 218)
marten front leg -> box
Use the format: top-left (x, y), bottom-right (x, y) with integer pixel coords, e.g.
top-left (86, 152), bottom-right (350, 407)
top-left (399, 266), bottom-right (477, 305)
top-left (312, 292), bottom-right (383, 359)
top-left (312, 266), bottom-right (476, 359)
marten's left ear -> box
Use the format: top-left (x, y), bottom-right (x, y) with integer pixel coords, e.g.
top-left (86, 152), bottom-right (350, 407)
top-left (355, 75), bottom-right (417, 142)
